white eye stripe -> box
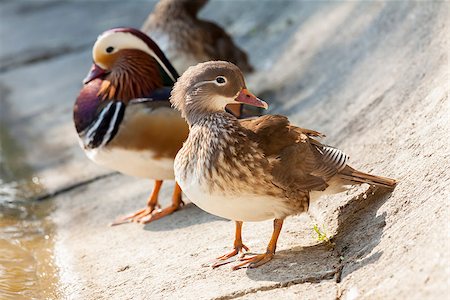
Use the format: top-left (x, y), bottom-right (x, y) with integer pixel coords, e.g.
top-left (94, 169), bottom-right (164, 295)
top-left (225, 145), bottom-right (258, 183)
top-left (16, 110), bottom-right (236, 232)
top-left (191, 77), bottom-right (227, 88)
top-left (192, 80), bottom-right (219, 89)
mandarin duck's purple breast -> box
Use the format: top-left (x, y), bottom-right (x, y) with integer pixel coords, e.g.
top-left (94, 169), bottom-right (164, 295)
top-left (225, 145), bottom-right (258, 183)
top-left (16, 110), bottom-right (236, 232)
top-left (73, 78), bottom-right (103, 134)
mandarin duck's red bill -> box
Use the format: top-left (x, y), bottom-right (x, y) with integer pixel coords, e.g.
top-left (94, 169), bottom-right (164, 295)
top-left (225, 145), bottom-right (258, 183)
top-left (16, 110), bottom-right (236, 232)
top-left (73, 27), bottom-right (188, 225)
top-left (170, 61), bottom-right (397, 270)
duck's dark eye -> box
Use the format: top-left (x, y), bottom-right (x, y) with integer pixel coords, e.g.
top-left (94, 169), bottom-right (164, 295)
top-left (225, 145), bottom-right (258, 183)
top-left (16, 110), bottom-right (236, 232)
top-left (106, 46), bottom-right (114, 53)
top-left (216, 76), bottom-right (226, 84)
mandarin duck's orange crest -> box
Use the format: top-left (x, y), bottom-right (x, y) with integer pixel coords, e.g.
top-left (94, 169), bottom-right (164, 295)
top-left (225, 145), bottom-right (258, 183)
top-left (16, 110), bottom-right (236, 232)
top-left (83, 27), bottom-right (178, 103)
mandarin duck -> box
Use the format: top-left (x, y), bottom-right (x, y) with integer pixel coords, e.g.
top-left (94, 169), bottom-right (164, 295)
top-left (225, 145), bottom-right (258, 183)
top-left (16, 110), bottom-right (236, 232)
top-left (73, 27), bottom-right (189, 225)
top-left (142, 0), bottom-right (253, 116)
top-left (171, 61), bottom-right (397, 269)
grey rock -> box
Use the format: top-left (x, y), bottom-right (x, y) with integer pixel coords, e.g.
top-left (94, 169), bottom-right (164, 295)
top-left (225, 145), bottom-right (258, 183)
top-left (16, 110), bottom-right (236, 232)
top-left (1, 1), bottom-right (448, 299)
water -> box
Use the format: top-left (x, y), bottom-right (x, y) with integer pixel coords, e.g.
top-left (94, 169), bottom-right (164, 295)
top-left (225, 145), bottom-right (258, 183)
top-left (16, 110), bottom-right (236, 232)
top-left (0, 123), bottom-right (59, 299)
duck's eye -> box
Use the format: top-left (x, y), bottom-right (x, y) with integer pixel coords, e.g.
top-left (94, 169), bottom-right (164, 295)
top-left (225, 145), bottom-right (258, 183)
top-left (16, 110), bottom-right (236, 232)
top-left (215, 76), bottom-right (226, 85)
top-left (106, 46), bottom-right (114, 54)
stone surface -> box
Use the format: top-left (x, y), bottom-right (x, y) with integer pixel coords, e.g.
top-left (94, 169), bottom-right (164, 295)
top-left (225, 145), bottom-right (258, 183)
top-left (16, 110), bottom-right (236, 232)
top-left (1, 1), bottom-right (449, 299)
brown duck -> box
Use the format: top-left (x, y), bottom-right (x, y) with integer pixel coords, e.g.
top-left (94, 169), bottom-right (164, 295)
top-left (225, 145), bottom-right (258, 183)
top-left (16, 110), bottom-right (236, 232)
top-left (142, 0), bottom-right (254, 117)
top-left (142, 0), bottom-right (253, 74)
top-left (171, 61), bottom-right (397, 269)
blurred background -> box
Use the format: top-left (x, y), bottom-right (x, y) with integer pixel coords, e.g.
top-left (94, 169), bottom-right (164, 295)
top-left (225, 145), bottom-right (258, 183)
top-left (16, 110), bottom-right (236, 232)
top-left (0, 1), bottom-right (448, 299)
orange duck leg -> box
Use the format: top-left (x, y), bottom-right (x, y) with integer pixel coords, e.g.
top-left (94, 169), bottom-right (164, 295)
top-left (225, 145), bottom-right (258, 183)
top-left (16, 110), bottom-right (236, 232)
top-left (232, 219), bottom-right (284, 270)
top-left (138, 183), bottom-right (184, 224)
top-left (212, 221), bottom-right (249, 268)
top-left (111, 181), bottom-right (183, 226)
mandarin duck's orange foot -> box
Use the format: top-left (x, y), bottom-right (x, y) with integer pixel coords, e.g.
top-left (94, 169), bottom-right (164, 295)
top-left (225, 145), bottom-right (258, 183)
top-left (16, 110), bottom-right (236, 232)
top-left (138, 182), bottom-right (184, 224)
top-left (110, 205), bottom-right (159, 226)
top-left (138, 202), bottom-right (183, 224)
top-left (110, 180), bottom-right (164, 226)
top-left (232, 251), bottom-right (275, 270)
top-left (211, 243), bottom-right (250, 268)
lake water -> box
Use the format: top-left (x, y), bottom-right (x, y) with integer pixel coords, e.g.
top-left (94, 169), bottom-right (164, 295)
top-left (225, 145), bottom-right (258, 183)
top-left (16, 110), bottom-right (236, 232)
top-left (0, 123), bottom-right (59, 299)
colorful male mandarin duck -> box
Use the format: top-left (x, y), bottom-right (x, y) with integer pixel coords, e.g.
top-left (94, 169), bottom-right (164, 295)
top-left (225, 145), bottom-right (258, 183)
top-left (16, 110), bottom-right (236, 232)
top-left (142, 0), bottom-right (253, 116)
top-left (171, 61), bottom-right (397, 269)
top-left (73, 28), bottom-right (189, 225)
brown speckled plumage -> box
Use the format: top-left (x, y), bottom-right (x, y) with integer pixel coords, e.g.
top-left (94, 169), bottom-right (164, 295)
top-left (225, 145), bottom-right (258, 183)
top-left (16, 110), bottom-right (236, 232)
top-left (142, 0), bottom-right (253, 74)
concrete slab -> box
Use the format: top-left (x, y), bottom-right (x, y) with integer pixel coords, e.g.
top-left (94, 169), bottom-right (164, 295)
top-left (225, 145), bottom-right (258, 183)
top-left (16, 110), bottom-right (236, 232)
top-left (1, 1), bottom-right (449, 299)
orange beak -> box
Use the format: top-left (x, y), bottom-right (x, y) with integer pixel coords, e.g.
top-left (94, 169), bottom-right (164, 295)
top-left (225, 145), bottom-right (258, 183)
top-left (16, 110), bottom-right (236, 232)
top-left (235, 88), bottom-right (268, 109)
top-left (83, 63), bottom-right (107, 84)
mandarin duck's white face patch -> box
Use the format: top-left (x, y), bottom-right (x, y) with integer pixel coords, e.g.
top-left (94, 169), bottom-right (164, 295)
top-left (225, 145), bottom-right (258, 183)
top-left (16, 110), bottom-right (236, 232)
top-left (92, 31), bottom-right (175, 82)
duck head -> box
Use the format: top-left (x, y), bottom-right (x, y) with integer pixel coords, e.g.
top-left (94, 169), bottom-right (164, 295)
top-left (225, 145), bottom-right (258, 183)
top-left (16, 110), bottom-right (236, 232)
top-left (170, 61), bottom-right (267, 123)
top-left (83, 27), bottom-right (178, 101)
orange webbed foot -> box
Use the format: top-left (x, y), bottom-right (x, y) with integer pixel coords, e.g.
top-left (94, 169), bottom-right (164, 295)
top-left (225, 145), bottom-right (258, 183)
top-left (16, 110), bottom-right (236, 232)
top-left (110, 204), bottom-right (159, 226)
top-left (211, 243), bottom-right (250, 268)
top-left (110, 180), bottom-right (184, 226)
top-left (232, 251), bottom-right (275, 270)
top-left (138, 200), bottom-right (184, 224)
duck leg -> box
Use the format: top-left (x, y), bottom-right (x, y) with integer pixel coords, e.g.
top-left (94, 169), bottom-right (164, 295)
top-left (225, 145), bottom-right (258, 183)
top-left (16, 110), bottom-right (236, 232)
top-left (110, 180), bottom-right (163, 226)
top-left (232, 219), bottom-right (284, 270)
top-left (138, 183), bottom-right (184, 224)
top-left (212, 221), bottom-right (249, 268)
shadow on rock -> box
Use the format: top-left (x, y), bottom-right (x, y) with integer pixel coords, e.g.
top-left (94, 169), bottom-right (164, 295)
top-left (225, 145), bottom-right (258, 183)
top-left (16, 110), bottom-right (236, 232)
top-left (332, 186), bottom-right (393, 281)
top-left (245, 186), bottom-right (393, 283)
top-left (244, 243), bottom-right (338, 283)
top-left (142, 203), bottom-right (225, 232)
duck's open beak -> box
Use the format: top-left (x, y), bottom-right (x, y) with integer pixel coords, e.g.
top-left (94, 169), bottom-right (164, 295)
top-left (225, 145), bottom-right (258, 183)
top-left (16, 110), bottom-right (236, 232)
top-left (235, 88), bottom-right (269, 109)
top-left (83, 63), bottom-right (107, 84)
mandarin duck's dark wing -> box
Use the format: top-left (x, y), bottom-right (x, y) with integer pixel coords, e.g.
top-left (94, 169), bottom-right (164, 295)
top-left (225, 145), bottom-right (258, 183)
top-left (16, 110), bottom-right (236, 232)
top-left (241, 115), bottom-right (349, 192)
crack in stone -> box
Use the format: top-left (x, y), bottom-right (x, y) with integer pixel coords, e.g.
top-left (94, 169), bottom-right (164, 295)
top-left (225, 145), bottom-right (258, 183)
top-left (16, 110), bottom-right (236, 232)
top-left (34, 172), bottom-right (118, 201)
top-left (212, 270), bottom-right (337, 300)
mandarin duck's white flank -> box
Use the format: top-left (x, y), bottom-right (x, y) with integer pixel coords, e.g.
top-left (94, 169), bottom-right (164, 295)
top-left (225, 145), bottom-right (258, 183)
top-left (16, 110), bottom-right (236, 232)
top-left (74, 28), bottom-right (188, 225)
top-left (170, 61), bottom-right (397, 269)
